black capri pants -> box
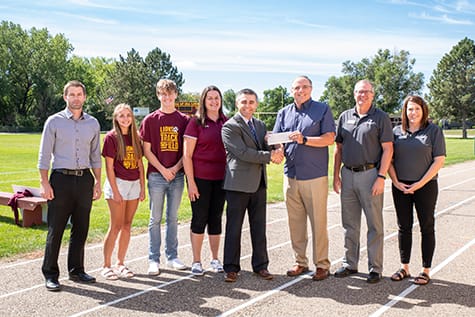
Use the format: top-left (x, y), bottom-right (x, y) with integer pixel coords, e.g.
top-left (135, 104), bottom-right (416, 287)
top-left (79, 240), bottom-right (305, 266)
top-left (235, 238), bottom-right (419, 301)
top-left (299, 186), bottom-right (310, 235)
top-left (392, 179), bottom-right (438, 268)
top-left (190, 177), bottom-right (225, 235)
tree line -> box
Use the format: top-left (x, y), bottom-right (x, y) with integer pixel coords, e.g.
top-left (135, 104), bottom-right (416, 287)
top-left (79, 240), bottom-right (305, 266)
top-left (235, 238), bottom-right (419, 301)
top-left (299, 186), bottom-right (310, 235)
top-left (1, 21), bottom-right (474, 137)
top-left (0, 21), bottom-right (183, 131)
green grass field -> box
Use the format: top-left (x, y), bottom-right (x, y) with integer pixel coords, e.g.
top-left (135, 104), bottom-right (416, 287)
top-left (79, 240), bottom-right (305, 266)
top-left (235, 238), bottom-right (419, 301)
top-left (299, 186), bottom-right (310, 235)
top-left (442, 129), bottom-right (475, 138)
top-left (0, 133), bottom-right (474, 259)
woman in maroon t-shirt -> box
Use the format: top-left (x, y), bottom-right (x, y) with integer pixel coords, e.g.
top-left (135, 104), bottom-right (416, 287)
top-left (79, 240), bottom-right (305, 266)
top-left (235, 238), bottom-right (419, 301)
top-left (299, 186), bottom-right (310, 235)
top-left (101, 104), bottom-right (145, 280)
top-left (183, 85), bottom-right (227, 276)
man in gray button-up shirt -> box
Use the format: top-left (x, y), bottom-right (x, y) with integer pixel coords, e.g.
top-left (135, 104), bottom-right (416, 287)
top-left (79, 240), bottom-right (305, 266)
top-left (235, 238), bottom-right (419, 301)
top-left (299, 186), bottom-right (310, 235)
top-left (38, 80), bottom-right (101, 291)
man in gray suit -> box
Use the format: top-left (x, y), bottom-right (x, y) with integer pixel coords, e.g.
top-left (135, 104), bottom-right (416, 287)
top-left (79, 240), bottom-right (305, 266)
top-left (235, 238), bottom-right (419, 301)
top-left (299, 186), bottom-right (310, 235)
top-left (221, 88), bottom-right (283, 282)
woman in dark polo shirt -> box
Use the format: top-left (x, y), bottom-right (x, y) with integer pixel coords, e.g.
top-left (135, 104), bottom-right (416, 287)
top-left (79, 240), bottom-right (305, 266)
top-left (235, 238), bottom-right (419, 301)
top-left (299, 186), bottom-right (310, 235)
top-left (388, 95), bottom-right (446, 285)
top-left (183, 85), bottom-right (228, 276)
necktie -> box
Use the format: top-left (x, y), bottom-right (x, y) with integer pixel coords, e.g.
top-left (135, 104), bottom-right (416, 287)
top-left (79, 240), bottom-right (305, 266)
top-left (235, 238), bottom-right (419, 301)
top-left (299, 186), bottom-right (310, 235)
top-left (248, 119), bottom-right (258, 143)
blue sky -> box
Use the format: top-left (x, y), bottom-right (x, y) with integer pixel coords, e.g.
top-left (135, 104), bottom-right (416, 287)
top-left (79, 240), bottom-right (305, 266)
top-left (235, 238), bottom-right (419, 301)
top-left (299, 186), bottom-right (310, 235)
top-left (1, 0), bottom-right (475, 99)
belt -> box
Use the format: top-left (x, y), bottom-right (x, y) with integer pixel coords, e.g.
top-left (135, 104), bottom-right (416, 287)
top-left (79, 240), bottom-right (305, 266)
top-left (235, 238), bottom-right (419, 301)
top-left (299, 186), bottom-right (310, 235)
top-left (344, 164), bottom-right (376, 172)
top-left (53, 169), bottom-right (89, 176)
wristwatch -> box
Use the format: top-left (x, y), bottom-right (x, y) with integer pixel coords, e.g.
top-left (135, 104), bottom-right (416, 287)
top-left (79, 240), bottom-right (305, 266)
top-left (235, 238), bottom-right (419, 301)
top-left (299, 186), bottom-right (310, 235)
top-left (302, 136), bottom-right (308, 145)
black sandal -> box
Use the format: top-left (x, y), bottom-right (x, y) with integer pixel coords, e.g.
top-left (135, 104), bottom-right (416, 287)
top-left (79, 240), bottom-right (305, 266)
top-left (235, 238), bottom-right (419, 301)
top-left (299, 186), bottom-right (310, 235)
top-left (390, 268), bottom-right (410, 281)
top-left (414, 272), bottom-right (430, 285)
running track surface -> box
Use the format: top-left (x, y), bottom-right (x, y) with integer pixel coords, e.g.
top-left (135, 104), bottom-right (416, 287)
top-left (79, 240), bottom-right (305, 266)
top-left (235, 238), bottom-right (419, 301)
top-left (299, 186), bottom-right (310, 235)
top-left (0, 160), bottom-right (474, 317)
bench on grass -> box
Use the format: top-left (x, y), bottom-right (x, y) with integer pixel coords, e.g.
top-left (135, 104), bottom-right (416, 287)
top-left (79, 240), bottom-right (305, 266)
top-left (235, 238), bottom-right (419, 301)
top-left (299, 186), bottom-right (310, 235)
top-left (0, 185), bottom-right (48, 227)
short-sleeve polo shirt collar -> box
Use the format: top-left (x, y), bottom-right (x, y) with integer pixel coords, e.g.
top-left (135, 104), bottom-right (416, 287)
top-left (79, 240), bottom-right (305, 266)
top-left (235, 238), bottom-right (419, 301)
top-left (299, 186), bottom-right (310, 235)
top-left (352, 104), bottom-right (376, 118)
top-left (205, 113), bottom-right (226, 124)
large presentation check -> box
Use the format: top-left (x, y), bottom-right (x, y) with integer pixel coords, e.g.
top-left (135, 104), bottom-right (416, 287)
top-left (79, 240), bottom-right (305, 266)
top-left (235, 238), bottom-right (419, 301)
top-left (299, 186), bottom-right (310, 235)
top-left (267, 132), bottom-right (293, 145)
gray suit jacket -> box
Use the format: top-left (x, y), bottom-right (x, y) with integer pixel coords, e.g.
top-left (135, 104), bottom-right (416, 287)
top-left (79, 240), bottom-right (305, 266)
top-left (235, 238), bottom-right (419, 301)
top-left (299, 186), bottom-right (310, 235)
top-left (221, 114), bottom-right (271, 193)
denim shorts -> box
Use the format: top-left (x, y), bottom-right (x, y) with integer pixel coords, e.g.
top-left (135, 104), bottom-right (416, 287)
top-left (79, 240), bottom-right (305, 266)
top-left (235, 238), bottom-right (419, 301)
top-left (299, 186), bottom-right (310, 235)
top-left (103, 177), bottom-right (141, 200)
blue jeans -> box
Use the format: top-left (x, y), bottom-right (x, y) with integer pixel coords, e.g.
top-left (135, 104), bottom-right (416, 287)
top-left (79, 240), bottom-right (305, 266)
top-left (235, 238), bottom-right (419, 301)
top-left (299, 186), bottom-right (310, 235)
top-left (148, 172), bottom-right (184, 263)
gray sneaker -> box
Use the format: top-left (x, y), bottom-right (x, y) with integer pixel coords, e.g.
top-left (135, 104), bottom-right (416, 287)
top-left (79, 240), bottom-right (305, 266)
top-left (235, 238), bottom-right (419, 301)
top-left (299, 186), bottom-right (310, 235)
top-left (166, 258), bottom-right (187, 270)
top-left (191, 262), bottom-right (204, 276)
top-left (210, 259), bottom-right (224, 273)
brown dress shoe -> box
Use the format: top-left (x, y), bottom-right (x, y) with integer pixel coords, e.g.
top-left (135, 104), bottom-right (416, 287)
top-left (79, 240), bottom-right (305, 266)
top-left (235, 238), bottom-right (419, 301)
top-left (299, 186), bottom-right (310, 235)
top-left (224, 272), bottom-right (238, 282)
top-left (255, 269), bottom-right (273, 280)
top-left (286, 265), bottom-right (309, 277)
top-left (312, 268), bottom-right (330, 281)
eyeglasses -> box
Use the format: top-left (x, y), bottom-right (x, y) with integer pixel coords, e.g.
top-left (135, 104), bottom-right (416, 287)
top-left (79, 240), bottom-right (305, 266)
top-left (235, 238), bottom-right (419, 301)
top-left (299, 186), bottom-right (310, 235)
top-left (292, 85), bottom-right (312, 91)
top-left (355, 89), bottom-right (373, 95)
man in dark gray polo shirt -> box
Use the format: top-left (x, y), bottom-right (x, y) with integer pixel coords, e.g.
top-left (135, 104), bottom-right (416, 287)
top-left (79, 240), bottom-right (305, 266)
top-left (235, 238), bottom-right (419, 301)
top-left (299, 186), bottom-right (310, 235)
top-left (38, 80), bottom-right (102, 291)
top-left (333, 79), bottom-right (393, 284)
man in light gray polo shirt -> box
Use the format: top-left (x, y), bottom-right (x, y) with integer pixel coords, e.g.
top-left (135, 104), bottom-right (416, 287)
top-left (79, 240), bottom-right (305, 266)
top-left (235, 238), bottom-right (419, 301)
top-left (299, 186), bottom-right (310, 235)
top-left (333, 79), bottom-right (393, 284)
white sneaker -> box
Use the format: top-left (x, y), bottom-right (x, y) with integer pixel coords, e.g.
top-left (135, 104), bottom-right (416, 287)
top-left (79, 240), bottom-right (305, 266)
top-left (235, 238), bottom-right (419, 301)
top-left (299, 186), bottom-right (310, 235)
top-left (210, 259), bottom-right (224, 273)
top-left (191, 262), bottom-right (204, 276)
top-left (166, 258), bottom-right (187, 270)
top-left (147, 262), bottom-right (160, 276)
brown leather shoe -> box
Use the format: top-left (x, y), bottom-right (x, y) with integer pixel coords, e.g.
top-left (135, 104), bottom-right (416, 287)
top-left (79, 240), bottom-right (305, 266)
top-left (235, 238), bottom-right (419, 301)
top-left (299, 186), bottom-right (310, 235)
top-left (224, 272), bottom-right (238, 283)
top-left (312, 268), bottom-right (330, 281)
top-left (255, 269), bottom-right (274, 280)
top-left (286, 265), bottom-right (309, 277)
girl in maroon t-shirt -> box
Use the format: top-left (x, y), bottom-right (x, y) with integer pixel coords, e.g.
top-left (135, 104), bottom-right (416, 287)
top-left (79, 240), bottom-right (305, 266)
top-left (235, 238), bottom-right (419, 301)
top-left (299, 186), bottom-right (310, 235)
top-left (101, 104), bottom-right (145, 280)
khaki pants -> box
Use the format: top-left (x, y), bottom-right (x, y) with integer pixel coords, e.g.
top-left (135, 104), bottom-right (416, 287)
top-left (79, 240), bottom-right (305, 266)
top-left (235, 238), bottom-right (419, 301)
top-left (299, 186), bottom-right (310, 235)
top-left (284, 176), bottom-right (330, 270)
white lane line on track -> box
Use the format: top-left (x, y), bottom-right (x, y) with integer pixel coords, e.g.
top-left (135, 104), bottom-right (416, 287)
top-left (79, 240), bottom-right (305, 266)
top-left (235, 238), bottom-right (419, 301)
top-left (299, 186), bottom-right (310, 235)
top-left (0, 201), bottom-right (331, 270)
top-left (215, 193), bottom-right (475, 317)
top-left (0, 217), bottom-right (336, 301)
top-left (0, 215), bottom-right (295, 297)
top-left (68, 273), bottom-right (198, 317)
top-left (369, 237), bottom-right (475, 317)
top-left (1, 164), bottom-right (472, 269)
top-left (0, 174), bottom-right (473, 305)
top-left (68, 193), bottom-right (475, 317)
top-left (0, 175), bottom-right (473, 302)
top-left (3, 173), bottom-right (472, 271)
top-left (67, 223), bottom-right (342, 317)
top-left (0, 213), bottom-right (292, 269)
top-left (217, 273), bottom-right (314, 317)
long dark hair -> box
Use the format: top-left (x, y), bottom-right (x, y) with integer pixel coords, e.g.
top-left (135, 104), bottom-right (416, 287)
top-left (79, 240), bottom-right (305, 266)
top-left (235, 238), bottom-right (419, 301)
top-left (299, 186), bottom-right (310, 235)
top-left (196, 85), bottom-right (224, 126)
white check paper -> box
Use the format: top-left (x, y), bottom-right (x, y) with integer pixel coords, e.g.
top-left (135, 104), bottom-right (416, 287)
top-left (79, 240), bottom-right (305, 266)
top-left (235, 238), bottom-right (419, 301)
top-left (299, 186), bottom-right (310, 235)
top-left (267, 132), bottom-right (293, 145)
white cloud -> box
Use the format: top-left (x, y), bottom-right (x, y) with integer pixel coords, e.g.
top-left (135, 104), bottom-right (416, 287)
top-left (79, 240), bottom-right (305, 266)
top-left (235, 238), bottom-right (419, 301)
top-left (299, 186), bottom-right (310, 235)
top-left (285, 18), bottom-right (329, 29)
top-left (175, 60), bottom-right (198, 69)
top-left (69, 0), bottom-right (104, 8)
top-left (65, 21), bottom-right (456, 87)
top-left (53, 11), bottom-right (118, 25)
top-left (383, 0), bottom-right (433, 9)
top-left (6, 4), bottom-right (458, 82)
top-left (3, 0), bottom-right (472, 96)
top-left (384, 0), bottom-right (475, 14)
top-left (411, 11), bottom-right (473, 25)
top-left (68, 0), bottom-right (205, 19)
top-left (453, 0), bottom-right (475, 13)
top-left (433, 5), bottom-right (452, 13)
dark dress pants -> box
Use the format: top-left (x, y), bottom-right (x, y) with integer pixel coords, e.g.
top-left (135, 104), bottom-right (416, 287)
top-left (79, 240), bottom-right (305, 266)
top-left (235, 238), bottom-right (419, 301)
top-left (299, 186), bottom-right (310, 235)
top-left (392, 179), bottom-right (438, 268)
top-left (42, 170), bottom-right (94, 279)
top-left (223, 185), bottom-right (269, 273)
